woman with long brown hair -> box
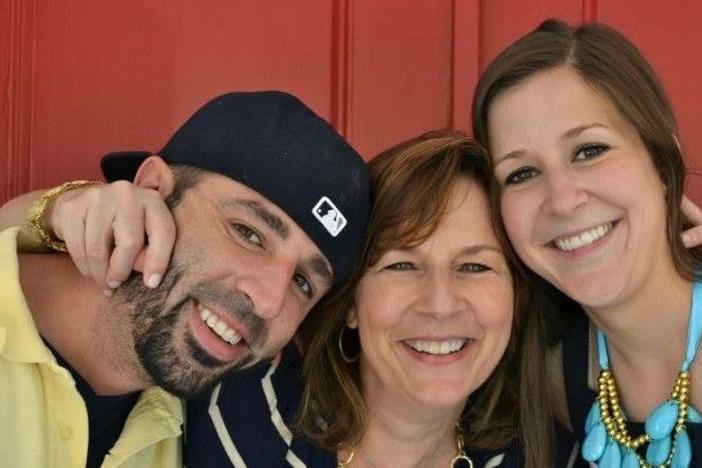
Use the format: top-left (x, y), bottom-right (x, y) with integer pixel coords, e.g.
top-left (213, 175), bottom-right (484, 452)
top-left (473, 19), bottom-right (702, 467)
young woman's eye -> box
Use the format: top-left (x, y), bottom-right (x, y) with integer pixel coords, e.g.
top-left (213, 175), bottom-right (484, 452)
top-left (293, 273), bottom-right (314, 299)
top-left (575, 143), bottom-right (609, 161)
top-left (458, 263), bottom-right (489, 273)
top-left (504, 167), bottom-right (538, 185)
top-left (232, 223), bottom-right (263, 247)
top-left (384, 261), bottom-right (416, 271)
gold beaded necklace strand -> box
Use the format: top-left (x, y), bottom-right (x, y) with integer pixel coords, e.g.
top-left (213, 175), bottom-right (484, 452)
top-left (581, 281), bottom-right (702, 467)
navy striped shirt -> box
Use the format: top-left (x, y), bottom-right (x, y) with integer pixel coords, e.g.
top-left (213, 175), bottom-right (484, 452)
top-left (184, 345), bottom-right (520, 467)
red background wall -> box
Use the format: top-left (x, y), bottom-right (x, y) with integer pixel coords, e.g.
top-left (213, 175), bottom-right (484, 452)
top-left (2, 0), bottom-right (702, 204)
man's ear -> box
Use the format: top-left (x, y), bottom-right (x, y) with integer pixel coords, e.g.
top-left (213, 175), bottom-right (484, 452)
top-left (131, 155), bottom-right (175, 274)
top-left (133, 155), bottom-right (175, 199)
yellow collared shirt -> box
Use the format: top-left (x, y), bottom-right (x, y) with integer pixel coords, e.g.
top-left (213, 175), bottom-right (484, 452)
top-left (0, 227), bottom-right (183, 467)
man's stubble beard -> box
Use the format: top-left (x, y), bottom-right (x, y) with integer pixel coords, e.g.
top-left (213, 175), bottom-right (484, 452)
top-left (115, 258), bottom-right (268, 399)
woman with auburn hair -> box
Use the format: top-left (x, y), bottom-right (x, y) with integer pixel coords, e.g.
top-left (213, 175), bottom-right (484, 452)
top-left (290, 131), bottom-right (528, 466)
top-left (1, 131), bottom-right (548, 466)
top-left (473, 19), bottom-right (702, 467)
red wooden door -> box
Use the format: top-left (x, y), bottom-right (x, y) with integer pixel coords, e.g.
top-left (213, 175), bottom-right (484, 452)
top-left (2, 1), bottom-right (702, 203)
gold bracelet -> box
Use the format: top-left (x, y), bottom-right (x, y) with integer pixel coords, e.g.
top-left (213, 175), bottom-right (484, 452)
top-left (28, 180), bottom-right (102, 252)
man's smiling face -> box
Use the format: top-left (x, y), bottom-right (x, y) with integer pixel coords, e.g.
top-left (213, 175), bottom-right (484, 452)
top-left (118, 171), bottom-right (333, 398)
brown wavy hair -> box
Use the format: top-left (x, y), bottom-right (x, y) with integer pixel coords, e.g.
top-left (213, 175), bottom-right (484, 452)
top-left (296, 130), bottom-right (541, 463)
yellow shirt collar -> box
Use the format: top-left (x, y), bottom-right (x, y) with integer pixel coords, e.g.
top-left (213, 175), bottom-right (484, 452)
top-left (0, 227), bottom-right (183, 425)
top-left (0, 227), bottom-right (56, 364)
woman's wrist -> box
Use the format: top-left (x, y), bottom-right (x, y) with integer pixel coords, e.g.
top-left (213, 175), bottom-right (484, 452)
top-left (28, 180), bottom-right (101, 251)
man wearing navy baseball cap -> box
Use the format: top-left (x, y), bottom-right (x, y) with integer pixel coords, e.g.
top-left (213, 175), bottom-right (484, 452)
top-left (0, 91), bottom-right (369, 467)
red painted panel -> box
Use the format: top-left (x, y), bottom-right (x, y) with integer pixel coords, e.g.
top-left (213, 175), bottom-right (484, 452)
top-left (1, 0), bottom-right (34, 203)
top-left (345, 0), bottom-right (454, 158)
top-left (30, 1), bottom-right (179, 187)
top-left (478, 0), bottom-right (583, 69)
top-left (171, 1), bottom-right (334, 119)
top-left (452, 0), bottom-right (481, 132)
top-left (3, 0), bottom-right (702, 206)
top-left (330, 0), bottom-right (351, 135)
top-left (597, 0), bottom-right (702, 201)
top-left (6, 0), bottom-right (336, 203)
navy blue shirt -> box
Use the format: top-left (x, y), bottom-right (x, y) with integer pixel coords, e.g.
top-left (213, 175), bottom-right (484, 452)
top-left (185, 345), bottom-right (521, 467)
top-left (44, 339), bottom-right (140, 468)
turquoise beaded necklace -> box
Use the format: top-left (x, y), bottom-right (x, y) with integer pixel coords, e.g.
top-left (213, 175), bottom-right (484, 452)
top-left (582, 281), bottom-right (702, 468)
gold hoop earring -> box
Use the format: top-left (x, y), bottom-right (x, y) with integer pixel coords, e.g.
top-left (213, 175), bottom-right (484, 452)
top-left (338, 326), bottom-right (360, 363)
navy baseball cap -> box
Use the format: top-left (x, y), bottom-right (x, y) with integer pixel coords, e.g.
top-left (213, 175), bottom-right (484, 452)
top-left (101, 91), bottom-right (370, 284)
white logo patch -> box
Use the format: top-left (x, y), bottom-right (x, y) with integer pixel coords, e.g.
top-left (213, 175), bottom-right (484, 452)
top-left (312, 196), bottom-right (347, 237)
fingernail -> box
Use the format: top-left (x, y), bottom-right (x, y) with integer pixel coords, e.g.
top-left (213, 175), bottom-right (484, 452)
top-left (108, 280), bottom-right (122, 289)
top-left (682, 232), bottom-right (691, 244)
top-left (146, 274), bottom-right (162, 288)
top-left (103, 288), bottom-right (114, 298)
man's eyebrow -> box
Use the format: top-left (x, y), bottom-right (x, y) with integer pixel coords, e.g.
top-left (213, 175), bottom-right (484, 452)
top-left (306, 255), bottom-right (334, 288)
top-left (225, 199), bottom-right (290, 240)
top-left (224, 198), bottom-right (333, 286)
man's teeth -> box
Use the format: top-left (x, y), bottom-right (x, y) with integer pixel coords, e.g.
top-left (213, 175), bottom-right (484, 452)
top-left (405, 339), bottom-right (466, 355)
top-left (554, 223), bottom-right (612, 252)
top-left (199, 308), bottom-right (242, 345)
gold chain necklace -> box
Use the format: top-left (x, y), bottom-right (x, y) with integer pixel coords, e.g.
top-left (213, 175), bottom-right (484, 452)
top-left (337, 430), bottom-right (474, 468)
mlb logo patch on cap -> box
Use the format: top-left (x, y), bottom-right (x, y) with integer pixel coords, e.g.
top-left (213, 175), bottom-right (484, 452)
top-left (313, 196), bottom-right (347, 237)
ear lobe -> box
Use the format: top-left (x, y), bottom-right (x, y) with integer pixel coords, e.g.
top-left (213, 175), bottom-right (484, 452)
top-left (133, 155), bottom-right (175, 199)
top-left (346, 305), bottom-right (359, 329)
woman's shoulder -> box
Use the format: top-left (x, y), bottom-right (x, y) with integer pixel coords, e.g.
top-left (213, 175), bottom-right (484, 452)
top-left (184, 344), bottom-right (313, 467)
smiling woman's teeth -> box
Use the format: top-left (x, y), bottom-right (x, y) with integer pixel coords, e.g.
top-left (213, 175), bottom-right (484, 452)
top-left (405, 339), bottom-right (466, 355)
top-left (554, 222), bottom-right (613, 252)
top-left (199, 308), bottom-right (242, 345)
